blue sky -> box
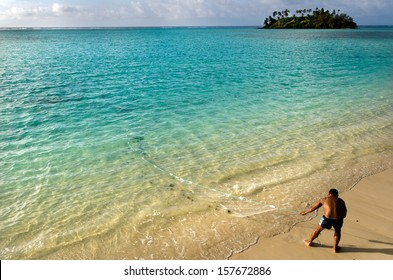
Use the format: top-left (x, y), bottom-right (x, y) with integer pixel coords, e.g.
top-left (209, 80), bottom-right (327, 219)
top-left (1, 0), bottom-right (392, 27)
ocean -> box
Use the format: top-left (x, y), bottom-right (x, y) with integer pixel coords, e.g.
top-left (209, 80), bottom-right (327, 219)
top-left (1, 26), bottom-right (393, 259)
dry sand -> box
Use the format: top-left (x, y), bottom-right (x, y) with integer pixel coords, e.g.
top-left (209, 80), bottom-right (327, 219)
top-left (231, 169), bottom-right (393, 260)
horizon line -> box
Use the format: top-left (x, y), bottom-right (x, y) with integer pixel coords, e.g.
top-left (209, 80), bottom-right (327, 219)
top-left (1, 25), bottom-right (258, 29)
top-left (1, 24), bottom-right (392, 30)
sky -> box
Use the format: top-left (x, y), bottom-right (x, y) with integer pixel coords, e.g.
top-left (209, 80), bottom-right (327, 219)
top-left (0, 0), bottom-right (392, 27)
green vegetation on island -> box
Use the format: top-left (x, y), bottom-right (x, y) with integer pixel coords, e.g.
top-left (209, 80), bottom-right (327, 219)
top-left (263, 8), bottom-right (357, 29)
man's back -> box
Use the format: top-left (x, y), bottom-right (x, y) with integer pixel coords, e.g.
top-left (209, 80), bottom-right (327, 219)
top-left (322, 196), bottom-right (347, 219)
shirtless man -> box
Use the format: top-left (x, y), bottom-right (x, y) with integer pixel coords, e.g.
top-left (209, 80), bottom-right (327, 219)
top-left (300, 188), bottom-right (347, 252)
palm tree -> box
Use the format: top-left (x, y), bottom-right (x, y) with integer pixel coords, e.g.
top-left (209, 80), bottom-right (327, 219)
top-left (268, 16), bottom-right (274, 25)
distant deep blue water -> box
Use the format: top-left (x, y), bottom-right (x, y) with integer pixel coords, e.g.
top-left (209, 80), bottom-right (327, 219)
top-left (1, 26), bottom-right (393, 259)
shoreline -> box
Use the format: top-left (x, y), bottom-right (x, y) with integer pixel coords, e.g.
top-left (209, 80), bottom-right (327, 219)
top-left (230, 168), bottom-right (393, 260)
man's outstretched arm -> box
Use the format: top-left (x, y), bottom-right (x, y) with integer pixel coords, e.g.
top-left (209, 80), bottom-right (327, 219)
top-left (300, 200), bottom-right (322, 215)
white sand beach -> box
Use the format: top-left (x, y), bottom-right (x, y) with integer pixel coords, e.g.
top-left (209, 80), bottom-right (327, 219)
top-left (231, 169), bottom-right (393, 260)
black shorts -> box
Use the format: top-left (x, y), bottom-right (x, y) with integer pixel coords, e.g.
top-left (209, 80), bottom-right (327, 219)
top-left (319, 216), bottom-right (343, 231)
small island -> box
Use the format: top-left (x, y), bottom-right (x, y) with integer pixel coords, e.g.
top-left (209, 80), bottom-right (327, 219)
top-left (263, 8), bottom-right (357, 29)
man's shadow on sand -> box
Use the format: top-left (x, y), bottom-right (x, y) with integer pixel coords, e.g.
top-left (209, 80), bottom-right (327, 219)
top-left (315, 240), bottom-right (393, 256)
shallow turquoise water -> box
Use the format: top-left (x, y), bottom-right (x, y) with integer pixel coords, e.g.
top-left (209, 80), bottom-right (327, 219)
top-left (1, 27), bottom-right (393, 259)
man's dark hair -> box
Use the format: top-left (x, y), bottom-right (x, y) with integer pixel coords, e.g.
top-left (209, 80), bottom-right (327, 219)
top-left (329, 188), bottom-right (339, 197)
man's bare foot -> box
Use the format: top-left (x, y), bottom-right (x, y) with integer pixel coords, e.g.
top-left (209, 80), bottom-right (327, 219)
top-left (304, 240), bottom-right (312, 246)
top-left (333, 246), bottom-right (341, 253)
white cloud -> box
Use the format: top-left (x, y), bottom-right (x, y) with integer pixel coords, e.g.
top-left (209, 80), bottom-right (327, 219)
top-left (52, 3), bottom-right (81, 15)
top-left (0, 2), bottom-right (89, 27)
top-left (129, 1), bottom-right (147, 17)
top-left (5, 5), bottom-right (51, 19)
top-left (2, 2), bottom-right (82, 20)
top-left (145, 0), bottom-right (214, 20)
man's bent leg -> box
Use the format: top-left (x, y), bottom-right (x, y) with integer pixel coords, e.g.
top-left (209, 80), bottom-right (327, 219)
top-left (305, 225), bottom-right (324, 246)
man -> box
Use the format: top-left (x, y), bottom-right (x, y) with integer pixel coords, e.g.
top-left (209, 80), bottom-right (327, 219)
top-left (300, 188), bottom-right (347, 252)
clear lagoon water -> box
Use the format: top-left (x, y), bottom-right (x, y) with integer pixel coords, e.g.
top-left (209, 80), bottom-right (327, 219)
top-left (1, 26), bottom-right (393, 259)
